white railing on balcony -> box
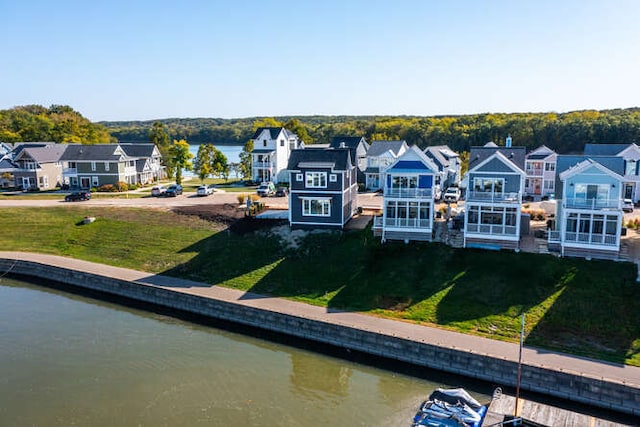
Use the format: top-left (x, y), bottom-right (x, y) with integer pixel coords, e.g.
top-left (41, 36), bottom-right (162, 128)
top-left (384, 188), bottom-right (433, 198)
top-left (466, 191), bottom-right (521, 203)
top-left (253, 162), bottom-right (274, 169)
top-left (564, 198), bottom-right (620, 210)
top-left (525, 168), bottom-right (544, 177)
top-left (466, 224), bottom-right (518, 235)
top-left (384, 218), bottom-right (431, 229)
top-left (564, 232), bottom-right (617, 246)
top-left (373, 216), bottom-right (383, 229)
top-left (548, 230), bottom-right (561, 242)
top-left (62, 167), bottom-right (77, 175)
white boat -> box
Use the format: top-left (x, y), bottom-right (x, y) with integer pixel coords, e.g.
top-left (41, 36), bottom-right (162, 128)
top-left (412, 388), bottom-right (487, 427)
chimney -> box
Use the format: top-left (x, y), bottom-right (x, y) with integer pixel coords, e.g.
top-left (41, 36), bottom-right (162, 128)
top-left (506, 135), bottom-right (512, 148)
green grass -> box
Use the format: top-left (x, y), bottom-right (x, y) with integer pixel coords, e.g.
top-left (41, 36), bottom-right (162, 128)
top-left (1, 206), bottom-right (639, 366)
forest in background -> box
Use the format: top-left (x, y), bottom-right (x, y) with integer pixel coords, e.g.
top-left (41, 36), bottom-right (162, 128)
top-left (102, 108), bottom-right (640, 154)
top-left (2, 104), bottom-right (640, 154)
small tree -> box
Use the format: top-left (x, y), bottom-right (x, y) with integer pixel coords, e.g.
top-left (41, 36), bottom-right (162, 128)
top-left (193, 144), bottom-right (214, 183)
top-left (169, 139), bottom-right (193, 185)
top-left (239, 139), bottom-right (253, 179)
top-left (211, 149), bottom-right (229, 181)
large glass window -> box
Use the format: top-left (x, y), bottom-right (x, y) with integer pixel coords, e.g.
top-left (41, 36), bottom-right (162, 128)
top-left (302, 199), bottom-right (330, 216)
top-left (391, 175), bottom-right (417, 189)
top-left (473, 178), bottom-right (504, 193)
top-left (574, 183), bottom-right (609, 201)
top-left (305, 172), bottom-right (327, 188)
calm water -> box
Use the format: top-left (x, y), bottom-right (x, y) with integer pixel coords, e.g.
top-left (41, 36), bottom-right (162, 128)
top-left (186, 144), bottom-right (243, 178)
top-left (0, 278), bottom-right (490, 426)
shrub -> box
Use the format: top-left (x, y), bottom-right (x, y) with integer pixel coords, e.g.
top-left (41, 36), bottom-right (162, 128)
top-left (97, 184), bottom-right (117, 192)
top-left (115, 181), bottom-right (129, 192)
top-left (237, 194), bottom-right (245, 204)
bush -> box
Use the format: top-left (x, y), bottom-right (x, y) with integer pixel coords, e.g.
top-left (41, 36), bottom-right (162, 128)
top-left (97, 184), bottom-right (117, 192)
top-left (115, 181), bottom-right (129, 192)
top-left (237, 194), bottom-right (245, 204)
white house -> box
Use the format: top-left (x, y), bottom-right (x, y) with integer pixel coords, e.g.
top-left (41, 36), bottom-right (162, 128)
top-left (364, 140), bottom-right (409, 191)
top-left (251, 127), bottom-right (302, 184)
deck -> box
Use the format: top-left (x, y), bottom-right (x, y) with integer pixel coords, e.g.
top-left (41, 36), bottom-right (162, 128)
top-left (482, 392), bottom-right (630, 427)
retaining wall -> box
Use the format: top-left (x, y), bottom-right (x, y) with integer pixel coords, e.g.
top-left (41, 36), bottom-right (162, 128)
top-left (1, 258), bottom-right (638, 416)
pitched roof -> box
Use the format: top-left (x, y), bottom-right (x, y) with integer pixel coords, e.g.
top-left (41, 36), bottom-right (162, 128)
top-left (329, 136), bottom-right (368, 150)
top-left (367, 140), bottom-right (407, 157)
top-left (60, 144), bottom-right (131, 161)
top-left (468, 145), bottom-right (526, 170)
top-left (555, 155), bottom-right (625, 177)
top-left (287, 148), bottom-right (352, 171)
top-left (583, 143), bottom-right (638, 156)
top-left (424, 145), bottom-right (458, 167)
top-left (119, 143), bottom-right (158, 158)
top-left (252, 127), bottom-right (283, 140)
top-left (0, 156), bottom-right (16, 170)
top-left (16, 144), bottom-right (67, 163)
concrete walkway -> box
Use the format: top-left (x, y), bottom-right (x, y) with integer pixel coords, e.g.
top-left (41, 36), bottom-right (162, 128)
top-left (1, 251), bottom-right (639, 391)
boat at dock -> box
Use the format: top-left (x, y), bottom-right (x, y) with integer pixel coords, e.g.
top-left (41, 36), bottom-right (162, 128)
top-left (412, 388), bottom-right (488, 427)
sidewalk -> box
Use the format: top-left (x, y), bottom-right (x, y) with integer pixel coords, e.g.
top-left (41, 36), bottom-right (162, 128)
top-left (1, 251), bottom-right (639, 390)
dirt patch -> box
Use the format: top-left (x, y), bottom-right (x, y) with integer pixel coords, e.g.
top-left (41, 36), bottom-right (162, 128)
top-left (172, 203), bottom-right (287, 234)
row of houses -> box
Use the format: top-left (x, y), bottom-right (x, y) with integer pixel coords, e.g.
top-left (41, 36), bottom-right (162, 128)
top-left (280, 131), bottom-right (639, 262)
top-left (0, 142), bottom-right (165, 190)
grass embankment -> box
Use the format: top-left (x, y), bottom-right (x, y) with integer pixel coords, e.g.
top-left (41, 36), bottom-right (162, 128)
top-left (1, 207), bottom-right (639, 366)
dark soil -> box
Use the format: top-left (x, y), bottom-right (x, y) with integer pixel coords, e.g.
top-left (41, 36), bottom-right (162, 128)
top-left (171, 204), bottom-right (287, 234)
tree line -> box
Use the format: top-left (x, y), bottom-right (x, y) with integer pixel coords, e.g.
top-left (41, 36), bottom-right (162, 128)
top-left (103, 108), bottom-right (640, 154)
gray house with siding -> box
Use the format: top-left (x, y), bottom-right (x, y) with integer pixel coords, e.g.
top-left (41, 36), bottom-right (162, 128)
top-left (464, 142), bottom-right (526, 250)
top-left (287, 148), bottom-right (358, 229)
top-left (60, 144), bottom-right (139, 189)
top-left (329, 136), bottom-right (369, 184)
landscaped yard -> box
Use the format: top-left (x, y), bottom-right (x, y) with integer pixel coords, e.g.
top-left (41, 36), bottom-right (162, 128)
top-left (1, 206), bottom-right (639, 366)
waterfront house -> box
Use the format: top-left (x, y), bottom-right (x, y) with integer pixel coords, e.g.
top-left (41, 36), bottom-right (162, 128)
top-left (583, 143), bottom-right (640, 202)
top-left (464, 141), bottom-right (526, 250)
top-left (0, 155), bottom-right (17, 188)
top-left (12, 143), bottom-right (65, 190)
top-left (60, 144), bottom-right (140, 189)
top-left (423, 145), bottom-right (461, 191)
top-left (329, 136), bottom-right (369, 184)
top-left (373, 145), bottom-right (439, 243)
top-left (251, 127), bottom-right (303, 184)
top-left (364, 140), bottom-right (409, 191)
top-left (524, 145), bottom-right (557, 200)
top-left (287, 148), bottom-right (358, 229)
top-left (120, 143), bottom-right (166, 183)
top-left (548, 155), bottom-right (625, 260)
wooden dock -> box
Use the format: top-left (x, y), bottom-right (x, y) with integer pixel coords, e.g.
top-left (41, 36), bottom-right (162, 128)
top-left (482, 391), bottom-right (630, 427)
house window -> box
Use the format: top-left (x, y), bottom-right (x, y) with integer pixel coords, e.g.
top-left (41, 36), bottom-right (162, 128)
top-left (296, 173), bottom-right (303, 182)
top-left (92, 176), bottom-right (99, 187)
top-left (574, 183), bottom-right (609, 202)
top-left (302, 198), bottom-right (331, 216)
top-left (545, 163), bottom-right (555, 172)
top-left (38, 176), bottom-right (49, 188)
top-left (543, 180), bottom-right (554, 190)
top-left (68, 162), bottom-right (76, 169)
top-left (473, 177), bottom-right (503, 193)
top-left (280, 139), bottom-right (284, 147)
top-left (626, 160), bottom-right (636, 176)
top-left (305, 171), bottom-right (327, 188)
top-left (384, 200), bottom-right (431, 227)
top-left (105, 162), bottom-right (110, 171)
top-left (263, 139), bottom-right (267, 147)
top-left (329, 174), bottom-right (337, 182)
top-left (91, 162), bottom-right (96, 171)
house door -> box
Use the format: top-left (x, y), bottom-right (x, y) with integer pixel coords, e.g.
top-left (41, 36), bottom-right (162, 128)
top-left (625, 183), bottom-right (634, 199)
top-left (21, 177), bottom-right (31, 189)
top-left (80, 177), bottom-right (90, 189)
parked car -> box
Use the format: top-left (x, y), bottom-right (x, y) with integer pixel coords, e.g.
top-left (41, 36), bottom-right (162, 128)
top-left (443, 187), bottom-right (461, 203)
top-left (151, 185), bottom-right (167, 197)
top-left (275, 187), bottom-right (289, 197)
top-left (165, 184), bottom-right (183, 197)
top-left (257, 182), bottom-right (276, 197)
top-left (65, 191), bottom-right (91, 202)
top-left (197, 185), bottom-right (214, 196)
top-left (623, 198), bottom-right (634, 213)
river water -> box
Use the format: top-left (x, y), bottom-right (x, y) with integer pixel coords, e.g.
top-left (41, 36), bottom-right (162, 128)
top-left (0, 278), bottom-right (490, 426)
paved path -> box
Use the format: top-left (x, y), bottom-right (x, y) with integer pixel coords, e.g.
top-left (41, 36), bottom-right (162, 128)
top-left (1, 251), bottom-right (639, 389)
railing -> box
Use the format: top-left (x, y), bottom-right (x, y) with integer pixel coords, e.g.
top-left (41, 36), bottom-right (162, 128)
top-left (62, 168), bottom-right (77, 175)
top-left (373, 216), bottom-right (383, 229)
top-left (252, 162), bottom-right (274, 169)
top-left (384, 188), bottom-right (433, 198)
top-left (564, 232), bottom-right (617, 246)
top-left (466, 191), bottom-right (521, 203)
top-left (548, 230), bottom-right (561, 242)
top-left (383, 218), bottom-right (431, 228)
top-left (564, 198), bottom-right (620, 209)
top-left (466, 224), bottom-right (518, 235)
top-left (525, 168), bottom-right (544, 177)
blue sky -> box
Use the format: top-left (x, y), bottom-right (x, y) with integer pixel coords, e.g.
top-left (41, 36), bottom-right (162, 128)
top-left (2, 0), bottom-right (639, 121)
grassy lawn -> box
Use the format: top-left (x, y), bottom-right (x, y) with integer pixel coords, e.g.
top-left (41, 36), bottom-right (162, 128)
top-left (1, 206), bottom-right (639, 366)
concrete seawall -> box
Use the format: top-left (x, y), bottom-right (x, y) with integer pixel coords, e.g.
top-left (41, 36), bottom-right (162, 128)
top-left (1, 253), bottom-right (638, 416)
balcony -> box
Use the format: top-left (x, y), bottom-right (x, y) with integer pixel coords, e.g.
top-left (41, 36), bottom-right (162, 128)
top-left (564, 198), bottom-right (620, 210)
top-left (466, 224), bottom-right (518, 236)
top-left (466, 191), bottom-right (521, 203)
top-left (525, 168), bottom-right (544, 177)
top-left (62, 167), bottom-right (77, 175)
top-left (384, 188), bottom-right (433, 199)
top-left (372, 216), bottom-right (431, 229)
top-left (564, 232), bottom-right (617, 246)
top-left (253, 162), bottom-right (275, 169)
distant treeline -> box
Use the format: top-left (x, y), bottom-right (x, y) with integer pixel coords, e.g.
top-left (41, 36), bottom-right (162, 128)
top-left (102, 108), bottom-right (640, 154)
top-left (0, 105), bottom-right (113, 144)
